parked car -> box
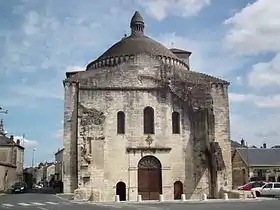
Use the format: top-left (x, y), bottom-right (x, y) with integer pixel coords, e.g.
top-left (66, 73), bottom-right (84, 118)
top-left (11, 182), bottom-right (27, 193)
top-left (254, 182), bottom-right (280, 197)
top-left (237, 181), bottom-right (267, 191)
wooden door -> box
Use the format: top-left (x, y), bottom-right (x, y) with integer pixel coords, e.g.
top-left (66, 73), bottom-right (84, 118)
top-left (174, 181), bottom-right (183, 200)
top-left (138, 156), bottom-right (162, 200)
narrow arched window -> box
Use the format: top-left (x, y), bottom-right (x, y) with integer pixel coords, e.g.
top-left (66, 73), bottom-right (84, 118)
top-left (172, 111), bottom-right (180, 134)
top-left (144, 106), bottom-right (154, 134)
top-left (117, 111), bottom-right (125, 134)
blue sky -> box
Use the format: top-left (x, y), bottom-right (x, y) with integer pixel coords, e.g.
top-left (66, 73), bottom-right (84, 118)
top-left (1, 0), bottom-right (279, 167)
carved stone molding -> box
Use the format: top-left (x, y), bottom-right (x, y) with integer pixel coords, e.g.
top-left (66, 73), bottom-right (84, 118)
top-left (145, 135), bottom-right (153, 146)
top-left (126, 147), bottom-right (171, 154)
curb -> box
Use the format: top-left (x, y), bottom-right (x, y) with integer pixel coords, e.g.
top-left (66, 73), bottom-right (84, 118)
top-left (84, 198), bottom-right (277, 205)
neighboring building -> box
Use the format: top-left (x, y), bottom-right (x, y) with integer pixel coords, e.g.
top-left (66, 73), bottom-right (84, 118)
top-left (63, 11), bottom-right (232, 201)
top-left (0, 119), bottom-right (25, 191)
top-left (34, 165), bottom-right (45, 184)
top-left (55, 148), bottom-right (64, 182)
top-left (23, 167), bottom-right (34, 189)
top-left (230, 139), bottom-right (247, 151)
top-left (32, 162), bottom-right (54, 185)
top-left (232, 146), bottom-right (280, 188)
top-left (46, 163), bottom-right (55, 183)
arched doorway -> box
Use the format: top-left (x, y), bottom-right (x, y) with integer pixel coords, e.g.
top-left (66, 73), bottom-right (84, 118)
top-left (138, 155), bottom-right (162, 200)
top-left (174, 181), bottom-right (183, 200)
top-left (116, 182), bottom-right (126, 201)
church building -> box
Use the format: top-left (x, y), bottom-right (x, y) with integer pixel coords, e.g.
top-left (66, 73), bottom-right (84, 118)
top-left (63, 11), bottom-right (232, 202)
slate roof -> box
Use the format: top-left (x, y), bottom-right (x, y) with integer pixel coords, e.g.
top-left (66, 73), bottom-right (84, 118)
top-left (92, 11), bottom-right (178, 64)
top-left (236, 148), bottom-right (280, 166)
top-left (96, 35), bottom-right (178, 61)
top-left (231, 140), bottom-right (247, 150)
top-left (0, 135), bottom-right (10, 146)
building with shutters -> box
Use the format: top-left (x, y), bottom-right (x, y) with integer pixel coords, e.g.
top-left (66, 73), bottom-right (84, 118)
top-left (63, 11), bottom-right (232, 202)
top-left (0, 119), bottom-right (25, 191)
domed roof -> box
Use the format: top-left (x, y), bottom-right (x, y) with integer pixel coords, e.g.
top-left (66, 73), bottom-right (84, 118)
top-left (91, 11), bottom-right (178, 65)
top-left (96, 35), bottom-right (178, 61)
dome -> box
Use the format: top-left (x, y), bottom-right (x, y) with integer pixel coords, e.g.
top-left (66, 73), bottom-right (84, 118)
top-left (87, 11), bottom-right (179, 69)
top-left (96, 35), bottom-right (178, 61)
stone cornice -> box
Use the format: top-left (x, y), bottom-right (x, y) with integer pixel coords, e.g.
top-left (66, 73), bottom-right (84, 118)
top-left (126, 147), bottom-right (172, 154)
top-left (86, 54), bottom-right (189, 71)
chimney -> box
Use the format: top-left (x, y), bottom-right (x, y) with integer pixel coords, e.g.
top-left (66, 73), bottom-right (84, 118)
top-left (170, 48), bottom-right (192, 67)
top-left (263, 143), bottom-right (267, 149)
top-left (241, 138), bottom-right (245, 146)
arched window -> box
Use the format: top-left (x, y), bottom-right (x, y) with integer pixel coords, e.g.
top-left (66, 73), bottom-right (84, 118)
top-left (144, 106), bottom-right (154, 134)
top-left (117, 111), bottom-right (125, 134)
top-left (172, 111), bottom-right (180, 134)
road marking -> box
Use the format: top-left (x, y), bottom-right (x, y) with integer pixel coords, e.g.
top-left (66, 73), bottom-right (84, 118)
top-left (37, 207), bottom-right (49, 210)
top-left (18, 203), bottom-right (32, 206)
top-left (30, 202), bottom-right (46, 206)
top-left (45, 202), bottom-right (58, 205)
top-left (2, 204), bottom-right (14, 207)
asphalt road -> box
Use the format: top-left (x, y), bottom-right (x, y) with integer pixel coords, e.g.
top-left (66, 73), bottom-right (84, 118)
top-left (0, 193), bottom-right (279, 210)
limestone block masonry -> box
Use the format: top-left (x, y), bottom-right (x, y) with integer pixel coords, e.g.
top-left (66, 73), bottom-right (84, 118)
top-left (62, 11), bottom-right (232, 202)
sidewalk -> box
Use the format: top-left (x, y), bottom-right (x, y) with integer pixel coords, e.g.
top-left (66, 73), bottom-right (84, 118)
top-left (71, 197), bottom-right (278, 205)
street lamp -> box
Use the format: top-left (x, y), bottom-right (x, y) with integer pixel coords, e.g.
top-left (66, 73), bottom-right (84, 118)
top-left (32, 148), bottom-right (36, 186)
top-left (32, 148), bottom-right (36, 168)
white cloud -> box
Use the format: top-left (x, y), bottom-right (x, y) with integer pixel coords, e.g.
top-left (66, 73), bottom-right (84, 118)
top-left (230, 112), bottom-right (280, 147)
top-left (53, 120), bottom-right (63, 139)
top-left (224, 0), bottom-right (280, 88)
top-left (138, 0), bottom-right (211, 21)
top-left (229, 92), bottom-right (280, 108)
top-left (248, 53), bottom-right (280, 88)
top-left (224, 0), bottom-right (280, 55)
top-left (54, 129), bottom-right (63, 139)
top-left (235, 76), bottom-right (243, 85)
top-left (10, 65), bottom-right (85, 100)
top-left (229, 93), bottom-right (249, 103)
top-left (66, 66), bottom-right (85, 72)
top-left (155, 32), bottom-right (244, 77)
top-left (13, 135), bottom-right (38, 148)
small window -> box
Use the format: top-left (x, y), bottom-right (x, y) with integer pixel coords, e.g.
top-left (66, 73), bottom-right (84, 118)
top-left (117, 111), bottom-right (125, 134)
top-left (273, 183), bottom-right (280, 188)
top-left (263, 183), bottom-right (273, 188)
top-left (172, 111), bottom-right (180, 134)
top-left (144, 107), bottom-right (154, 134)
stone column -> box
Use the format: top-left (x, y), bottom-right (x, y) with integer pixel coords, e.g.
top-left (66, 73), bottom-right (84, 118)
top-left (211, 83), bottom-right (232, 195)
top-left (63, 79), bottom-right (79, 193)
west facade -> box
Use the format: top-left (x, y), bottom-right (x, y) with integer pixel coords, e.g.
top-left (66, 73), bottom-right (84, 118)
top-left (63, 11), bottom-right (232, 202)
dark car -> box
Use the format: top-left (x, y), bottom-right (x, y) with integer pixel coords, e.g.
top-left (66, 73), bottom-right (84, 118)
top-left (11, 182), bottom-right (27, 193)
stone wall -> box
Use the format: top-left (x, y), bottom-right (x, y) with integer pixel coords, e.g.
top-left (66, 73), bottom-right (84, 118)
top-left (63, 54), bottom-right (232, 201)
top-left (77, 88), bottom-right (190, 201)
top-left (210, 84), bottom-right (232, 194)
top-left (15, 147), bottom-right (24, 181)
top-left (0, 147), bottom-right (12, 163)
top-left (63, 80), bottom-right (78, 193)
top-left (0, 162), bottom-right (16, 191)
top-left (55, 149), bottom-right (64, 181)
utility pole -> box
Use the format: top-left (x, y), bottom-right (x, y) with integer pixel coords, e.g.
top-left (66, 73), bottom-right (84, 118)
top-left (32, 148), bottom-right (36, 168)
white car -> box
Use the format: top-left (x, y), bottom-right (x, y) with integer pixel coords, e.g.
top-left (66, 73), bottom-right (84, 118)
top-left (254, 182), bottom-right (280, 197)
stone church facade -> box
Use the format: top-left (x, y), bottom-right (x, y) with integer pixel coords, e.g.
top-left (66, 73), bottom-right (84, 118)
top-left (63, 11), bottom-right (232, 202)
